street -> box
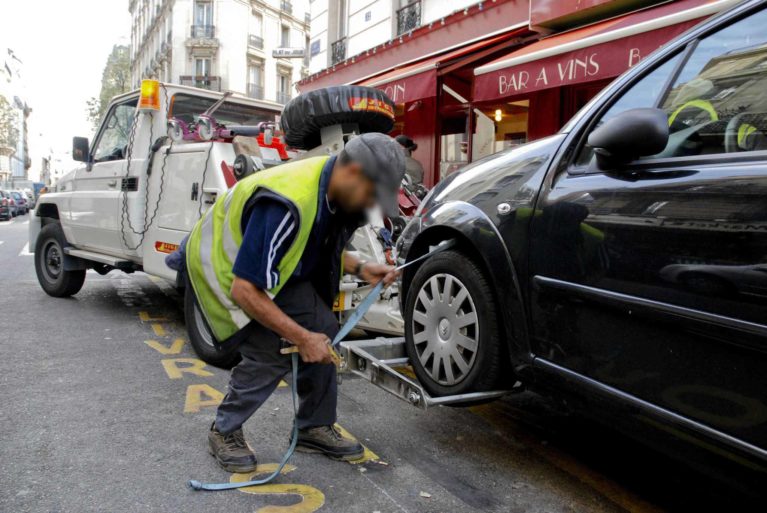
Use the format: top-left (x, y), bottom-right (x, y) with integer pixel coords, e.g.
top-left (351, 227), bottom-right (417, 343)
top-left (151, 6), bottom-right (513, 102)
top-left (0, 217), bottom-right (743, 513)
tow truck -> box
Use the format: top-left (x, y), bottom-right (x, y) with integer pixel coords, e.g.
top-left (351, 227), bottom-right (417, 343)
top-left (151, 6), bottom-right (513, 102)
top-left (31, 80), bottom-right (506, 409)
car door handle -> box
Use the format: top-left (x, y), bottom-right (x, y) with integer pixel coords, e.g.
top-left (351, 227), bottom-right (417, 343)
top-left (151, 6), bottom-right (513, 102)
top-left (107, 180), bottom-right (118, 187)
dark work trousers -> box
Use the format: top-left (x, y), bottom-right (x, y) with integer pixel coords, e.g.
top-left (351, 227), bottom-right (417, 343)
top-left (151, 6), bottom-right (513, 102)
top-left (215, 279), bottom-right (339, 435)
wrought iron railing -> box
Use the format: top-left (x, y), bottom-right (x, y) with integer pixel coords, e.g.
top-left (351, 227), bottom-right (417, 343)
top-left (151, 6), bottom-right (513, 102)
top-left (247, 84), bottom-right (264, 99)
top-left (248, 34), bottom-right (264, 50)
top-left (396, 2), bottom-right (421, 35)
top-left (331, 38), bottom-right (346, 65)
top-left (190, 24), bottom-right (215, 38)
top-left (180, 75), bottom-right (221, 91)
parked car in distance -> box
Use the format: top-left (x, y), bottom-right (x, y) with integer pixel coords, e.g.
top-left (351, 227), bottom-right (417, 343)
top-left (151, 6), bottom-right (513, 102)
top-left (24, 190), bottom-right (35, 210)
top-left (10, 191), bottom-right (27, 215)
top-left (397, 0), bottom-right (767, 497)
top-left (0, 190), bottom-right (12, 220)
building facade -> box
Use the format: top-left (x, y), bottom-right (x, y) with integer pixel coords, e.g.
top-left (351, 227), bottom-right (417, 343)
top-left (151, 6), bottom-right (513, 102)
top-left (129, 0), bottom-right (311, 104)
top-left (300, 0), bottom-right (738, 186)
top-left (0, 48), bottom-right (31, 183)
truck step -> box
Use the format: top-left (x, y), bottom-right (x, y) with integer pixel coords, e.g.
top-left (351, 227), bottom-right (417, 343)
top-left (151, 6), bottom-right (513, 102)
top-left (339, 337), bottom-right (509, 410)
top-left (64, 248), bottom-right (137, 270)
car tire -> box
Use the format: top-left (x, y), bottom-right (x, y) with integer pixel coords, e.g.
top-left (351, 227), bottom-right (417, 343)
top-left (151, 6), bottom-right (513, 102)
top-left (404, 249), bottom-right (504, 397)
top-left (184, 280), bottom-right (240, 369)
top-left (280, 85), bottom-right (395, 149)
top-left (34, 223), bottom-right (86, 297)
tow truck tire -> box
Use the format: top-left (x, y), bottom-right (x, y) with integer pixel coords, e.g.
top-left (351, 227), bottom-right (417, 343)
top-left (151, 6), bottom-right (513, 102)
top-left (404, 249), bottom-right (504, 398)
top-left (184, 281), bottom-right (240, 369)
top-left (35, 223), bottom-right (86, 298)
top-left (281, 86), bottom-right (395, 149)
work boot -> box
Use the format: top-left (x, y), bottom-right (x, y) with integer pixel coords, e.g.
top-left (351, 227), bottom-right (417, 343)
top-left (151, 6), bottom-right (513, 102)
top-left (207, 422), bottom-right (258, 473)
top-left (294, 425), bottom-right (365, 461)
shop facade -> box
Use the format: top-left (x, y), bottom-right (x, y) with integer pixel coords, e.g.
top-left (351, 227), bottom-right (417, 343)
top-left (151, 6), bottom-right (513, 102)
top-left (297, 0), bottom-right (737, 186)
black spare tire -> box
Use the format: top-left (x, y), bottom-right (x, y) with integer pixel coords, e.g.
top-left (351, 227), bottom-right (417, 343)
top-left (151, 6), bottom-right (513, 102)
top-left (281, 86), bottom-right (395, 149)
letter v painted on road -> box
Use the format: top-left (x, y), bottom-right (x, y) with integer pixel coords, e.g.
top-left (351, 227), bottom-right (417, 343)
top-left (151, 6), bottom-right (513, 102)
top-left (145, 338), bottom-right (185, 355)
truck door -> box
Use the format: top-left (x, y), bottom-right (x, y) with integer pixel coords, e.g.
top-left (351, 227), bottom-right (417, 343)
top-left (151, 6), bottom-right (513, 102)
top-left (70, 96), bottom-right (138, 255)
top-left (529, 10), bottom-right (767, 452)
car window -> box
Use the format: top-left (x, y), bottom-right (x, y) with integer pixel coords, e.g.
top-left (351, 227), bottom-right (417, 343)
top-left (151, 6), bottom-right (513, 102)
top-left (658, 8), bottom-right (767, 157)
top-left (92, 97), bottom-right (139, 163)
top-left (573, 54), bottom-right (683, 167)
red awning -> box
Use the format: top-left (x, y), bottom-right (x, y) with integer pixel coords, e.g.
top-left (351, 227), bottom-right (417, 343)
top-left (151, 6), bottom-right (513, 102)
top-left (473, 0), bottom-right (731, 103)
top-left (358, 32), bottom-right (519, 104)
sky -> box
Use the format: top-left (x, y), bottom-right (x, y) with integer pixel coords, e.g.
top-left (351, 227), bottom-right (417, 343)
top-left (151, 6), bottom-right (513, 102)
top-left (1, 1), bottom-right (131, 180)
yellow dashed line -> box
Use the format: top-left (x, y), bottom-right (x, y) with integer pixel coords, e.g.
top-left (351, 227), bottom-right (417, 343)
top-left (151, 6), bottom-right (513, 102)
top-left (151, 323), bottom-right (168, 337)
top-left (139, 311), bottom-right (168, 322)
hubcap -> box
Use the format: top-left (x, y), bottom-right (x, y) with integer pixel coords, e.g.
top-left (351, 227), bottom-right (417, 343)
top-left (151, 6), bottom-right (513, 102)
top-left (411, 273), bottom-right (479, 386)
top-left (42, 240), bottom-right (62, 282)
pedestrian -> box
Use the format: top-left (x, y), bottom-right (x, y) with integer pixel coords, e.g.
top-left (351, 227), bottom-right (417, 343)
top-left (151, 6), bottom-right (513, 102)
top-left (395, 134), bottom-right (425, 185)
top-left (185, 133), bottom-right (406, 472)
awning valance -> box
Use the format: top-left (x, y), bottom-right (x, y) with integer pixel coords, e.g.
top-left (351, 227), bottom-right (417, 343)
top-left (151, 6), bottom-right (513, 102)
top-left (473, 0), bottom-right (735, 103)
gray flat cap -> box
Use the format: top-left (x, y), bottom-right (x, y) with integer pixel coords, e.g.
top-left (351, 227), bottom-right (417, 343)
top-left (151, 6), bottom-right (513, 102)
top-left (344, 133), bottom-right (406, 217)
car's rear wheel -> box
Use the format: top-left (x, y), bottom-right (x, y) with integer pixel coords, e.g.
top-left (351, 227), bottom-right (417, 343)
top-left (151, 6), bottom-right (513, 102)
top-left (184, 281), bottom-right (240, 369)
top-left (34, 223), bottom-right (86, 297)
top-left (404, 249), bottom-right (504, 397)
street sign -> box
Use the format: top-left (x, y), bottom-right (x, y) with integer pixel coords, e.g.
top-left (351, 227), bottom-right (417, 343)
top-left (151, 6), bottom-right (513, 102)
top-left (273, 47), bottom-right (306, 59)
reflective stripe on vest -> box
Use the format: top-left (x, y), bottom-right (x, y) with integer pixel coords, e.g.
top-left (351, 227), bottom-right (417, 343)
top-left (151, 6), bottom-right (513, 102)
top-left (186, 156), bottom-right (329, 342)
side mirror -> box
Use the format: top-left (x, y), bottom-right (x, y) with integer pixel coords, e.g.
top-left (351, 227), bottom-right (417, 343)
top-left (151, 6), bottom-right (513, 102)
top-left (588, 108), bottom-right (669, 170)
top-left (72, 136), bottom-right (90, 163)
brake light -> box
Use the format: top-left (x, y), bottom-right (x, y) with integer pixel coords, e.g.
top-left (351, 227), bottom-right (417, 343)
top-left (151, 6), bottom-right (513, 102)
top-left (139, 79), bottom-right (161, 112)
top-left (1, 199), bottom-right (6, 206)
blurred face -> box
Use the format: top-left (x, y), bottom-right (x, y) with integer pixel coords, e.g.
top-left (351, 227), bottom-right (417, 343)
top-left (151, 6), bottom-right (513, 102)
top-left (330, 160), bottom-right (377, 213)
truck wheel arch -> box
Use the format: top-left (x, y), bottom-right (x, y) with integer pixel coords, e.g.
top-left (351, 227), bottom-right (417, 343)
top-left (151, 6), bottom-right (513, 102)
top-left (400, 201), bottom-right (532, 375)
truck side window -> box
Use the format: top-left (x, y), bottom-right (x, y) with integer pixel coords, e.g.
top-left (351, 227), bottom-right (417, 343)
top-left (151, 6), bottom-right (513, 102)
top-left (574, 54), bottom-right (682, 167)
top-left (658, 8), bottom-right (767, 156)
top-left (92, 98), bottom-right (139, 163)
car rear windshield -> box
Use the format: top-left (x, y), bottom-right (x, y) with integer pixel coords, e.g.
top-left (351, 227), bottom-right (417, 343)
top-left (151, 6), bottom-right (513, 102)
top-left (169, 94), bottom-right (280, 126)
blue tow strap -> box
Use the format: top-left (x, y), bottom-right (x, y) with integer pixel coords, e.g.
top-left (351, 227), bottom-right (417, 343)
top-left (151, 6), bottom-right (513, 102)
top-left (188, 239), bottom-right (455, 491)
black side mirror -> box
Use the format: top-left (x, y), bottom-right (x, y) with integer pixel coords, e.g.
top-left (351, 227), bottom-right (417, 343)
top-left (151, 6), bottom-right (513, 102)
top-left (588, 108), bottom-right (669, 170)
top-left (72, 136), bottom-right (90, 163)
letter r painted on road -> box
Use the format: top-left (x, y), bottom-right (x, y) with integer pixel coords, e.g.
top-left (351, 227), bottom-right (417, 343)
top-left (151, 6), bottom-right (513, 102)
top-left (161, 358), bottom-right (214, 379)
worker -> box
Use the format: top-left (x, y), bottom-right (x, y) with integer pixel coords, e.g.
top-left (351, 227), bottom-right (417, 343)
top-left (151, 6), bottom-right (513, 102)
top-left (185, 133), bottom-right (406, 472)
top-left (395, 134), bottom-right (424, 185)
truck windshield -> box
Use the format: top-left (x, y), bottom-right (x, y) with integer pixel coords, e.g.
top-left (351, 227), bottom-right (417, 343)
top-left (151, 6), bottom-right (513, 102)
top-left (169, 94), bottom-right (280, 126)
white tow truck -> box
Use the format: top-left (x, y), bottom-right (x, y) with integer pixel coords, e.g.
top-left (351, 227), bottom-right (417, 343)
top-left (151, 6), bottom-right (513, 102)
top-left (30, 80), bottom-right (405, 366)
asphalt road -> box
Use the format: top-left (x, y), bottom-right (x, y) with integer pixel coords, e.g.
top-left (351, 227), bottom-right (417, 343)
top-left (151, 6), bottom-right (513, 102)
top-left (0, 216), bottom-right (752, 512)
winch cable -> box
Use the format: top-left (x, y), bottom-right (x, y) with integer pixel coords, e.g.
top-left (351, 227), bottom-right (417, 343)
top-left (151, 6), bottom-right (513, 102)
top-left (188, 239), bottom-right (456, 492)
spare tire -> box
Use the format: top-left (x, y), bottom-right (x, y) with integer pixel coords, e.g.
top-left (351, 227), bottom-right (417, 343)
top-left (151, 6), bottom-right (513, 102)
top-left (281, 86), bottom-right (395, 150)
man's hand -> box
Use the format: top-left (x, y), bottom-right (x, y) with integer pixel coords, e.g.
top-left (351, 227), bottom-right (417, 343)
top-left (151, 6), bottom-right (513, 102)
top-left (297, 331), bottom-right (333, 364)
top-left (358, 262), bottom-right (399, 286)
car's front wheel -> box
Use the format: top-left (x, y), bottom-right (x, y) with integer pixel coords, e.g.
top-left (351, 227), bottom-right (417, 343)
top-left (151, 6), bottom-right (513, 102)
top-left (404, 249), bottom-right (504, 397)
top-left (184, 281), bottom-right (240, 369)
top-left (34, 223), bottom-right (86, 297)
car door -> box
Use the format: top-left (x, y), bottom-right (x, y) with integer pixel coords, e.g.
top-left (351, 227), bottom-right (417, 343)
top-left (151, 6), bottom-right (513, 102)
top-left (70, 96), bottom-right (138, 255)
top-left (529, 8), bottom-right (767, 454)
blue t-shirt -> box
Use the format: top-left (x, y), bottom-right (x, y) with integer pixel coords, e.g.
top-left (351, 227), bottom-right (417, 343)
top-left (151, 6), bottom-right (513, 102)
top-left (232, 156), bottom-right (337, 290)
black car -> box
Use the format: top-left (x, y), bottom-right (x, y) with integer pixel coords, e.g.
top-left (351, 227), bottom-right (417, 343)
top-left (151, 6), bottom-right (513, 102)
top-left (397, 0), bottom-right (767, 496)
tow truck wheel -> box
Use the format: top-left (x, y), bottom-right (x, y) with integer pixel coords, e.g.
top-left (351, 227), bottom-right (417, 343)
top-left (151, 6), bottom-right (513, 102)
top-left (404, 249), bottom-right (504, 398)
top-left (184, 281), bottom-right (240, 369)
top-left (34, 223), bottom-right (86, 297)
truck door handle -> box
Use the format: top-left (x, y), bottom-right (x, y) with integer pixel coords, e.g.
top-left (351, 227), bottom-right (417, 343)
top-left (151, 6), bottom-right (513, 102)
top-left (107, 179), bottom-right (117, 187)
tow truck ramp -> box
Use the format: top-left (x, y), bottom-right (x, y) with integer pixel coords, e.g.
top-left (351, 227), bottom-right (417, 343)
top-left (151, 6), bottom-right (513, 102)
top-left (339, 337), bottom-right (509, 410)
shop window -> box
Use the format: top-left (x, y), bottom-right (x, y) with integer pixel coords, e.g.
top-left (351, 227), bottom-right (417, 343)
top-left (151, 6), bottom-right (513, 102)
top-left (472, 100), bottom-right (530, 162)
top-left (440, 107), bottom-right (470, 179)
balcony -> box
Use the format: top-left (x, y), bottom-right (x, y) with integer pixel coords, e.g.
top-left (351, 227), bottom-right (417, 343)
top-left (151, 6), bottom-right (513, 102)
top-left (248, 34), bottom-right (264, 50)
top-left (331, 38), bottom-right (346, 65)
top-left (180, 75), bottom-right (221, 91)
top-left (396, 1), bottom-right (421, 36)
top-left (190, 25), bottom-right (215, 38)
top-left (281, 1), bottom-right (292, 15)
top-left (247, 84), bottom-right (264, 100)
top-left (276, 91), bottom-right (292, 104)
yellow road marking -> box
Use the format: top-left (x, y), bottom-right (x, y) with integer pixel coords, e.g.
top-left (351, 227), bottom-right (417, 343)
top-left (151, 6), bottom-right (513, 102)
top-left (139, 311), bottom-right (168, 322)
top-left (145, 338), bottom-right (185, 355)
top-left (161, 358), bottom-right (214, 379)
top-left (184, 384), bottom-right (225, 413)
top-left (232, 464), bottom-right (325, 513)
top-left (151, 323), bottom-right (168, 337)
top-left (333, 423), bottom-right (380, 464)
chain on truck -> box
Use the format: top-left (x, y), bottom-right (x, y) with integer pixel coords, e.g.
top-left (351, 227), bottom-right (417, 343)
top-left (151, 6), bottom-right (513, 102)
top-left (29, 79), bottom-right (508, 410)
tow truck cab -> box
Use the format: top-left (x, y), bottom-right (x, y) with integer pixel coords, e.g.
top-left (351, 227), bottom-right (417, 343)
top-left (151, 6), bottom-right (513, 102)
top-left (31, 82), bottom-right (286, 282)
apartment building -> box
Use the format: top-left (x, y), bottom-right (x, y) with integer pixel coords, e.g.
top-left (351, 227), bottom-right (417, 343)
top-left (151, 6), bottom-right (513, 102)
top-left (129, 0), bottom-right (312, 104)
top-left (307, 0), bottom-right (480, 73)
